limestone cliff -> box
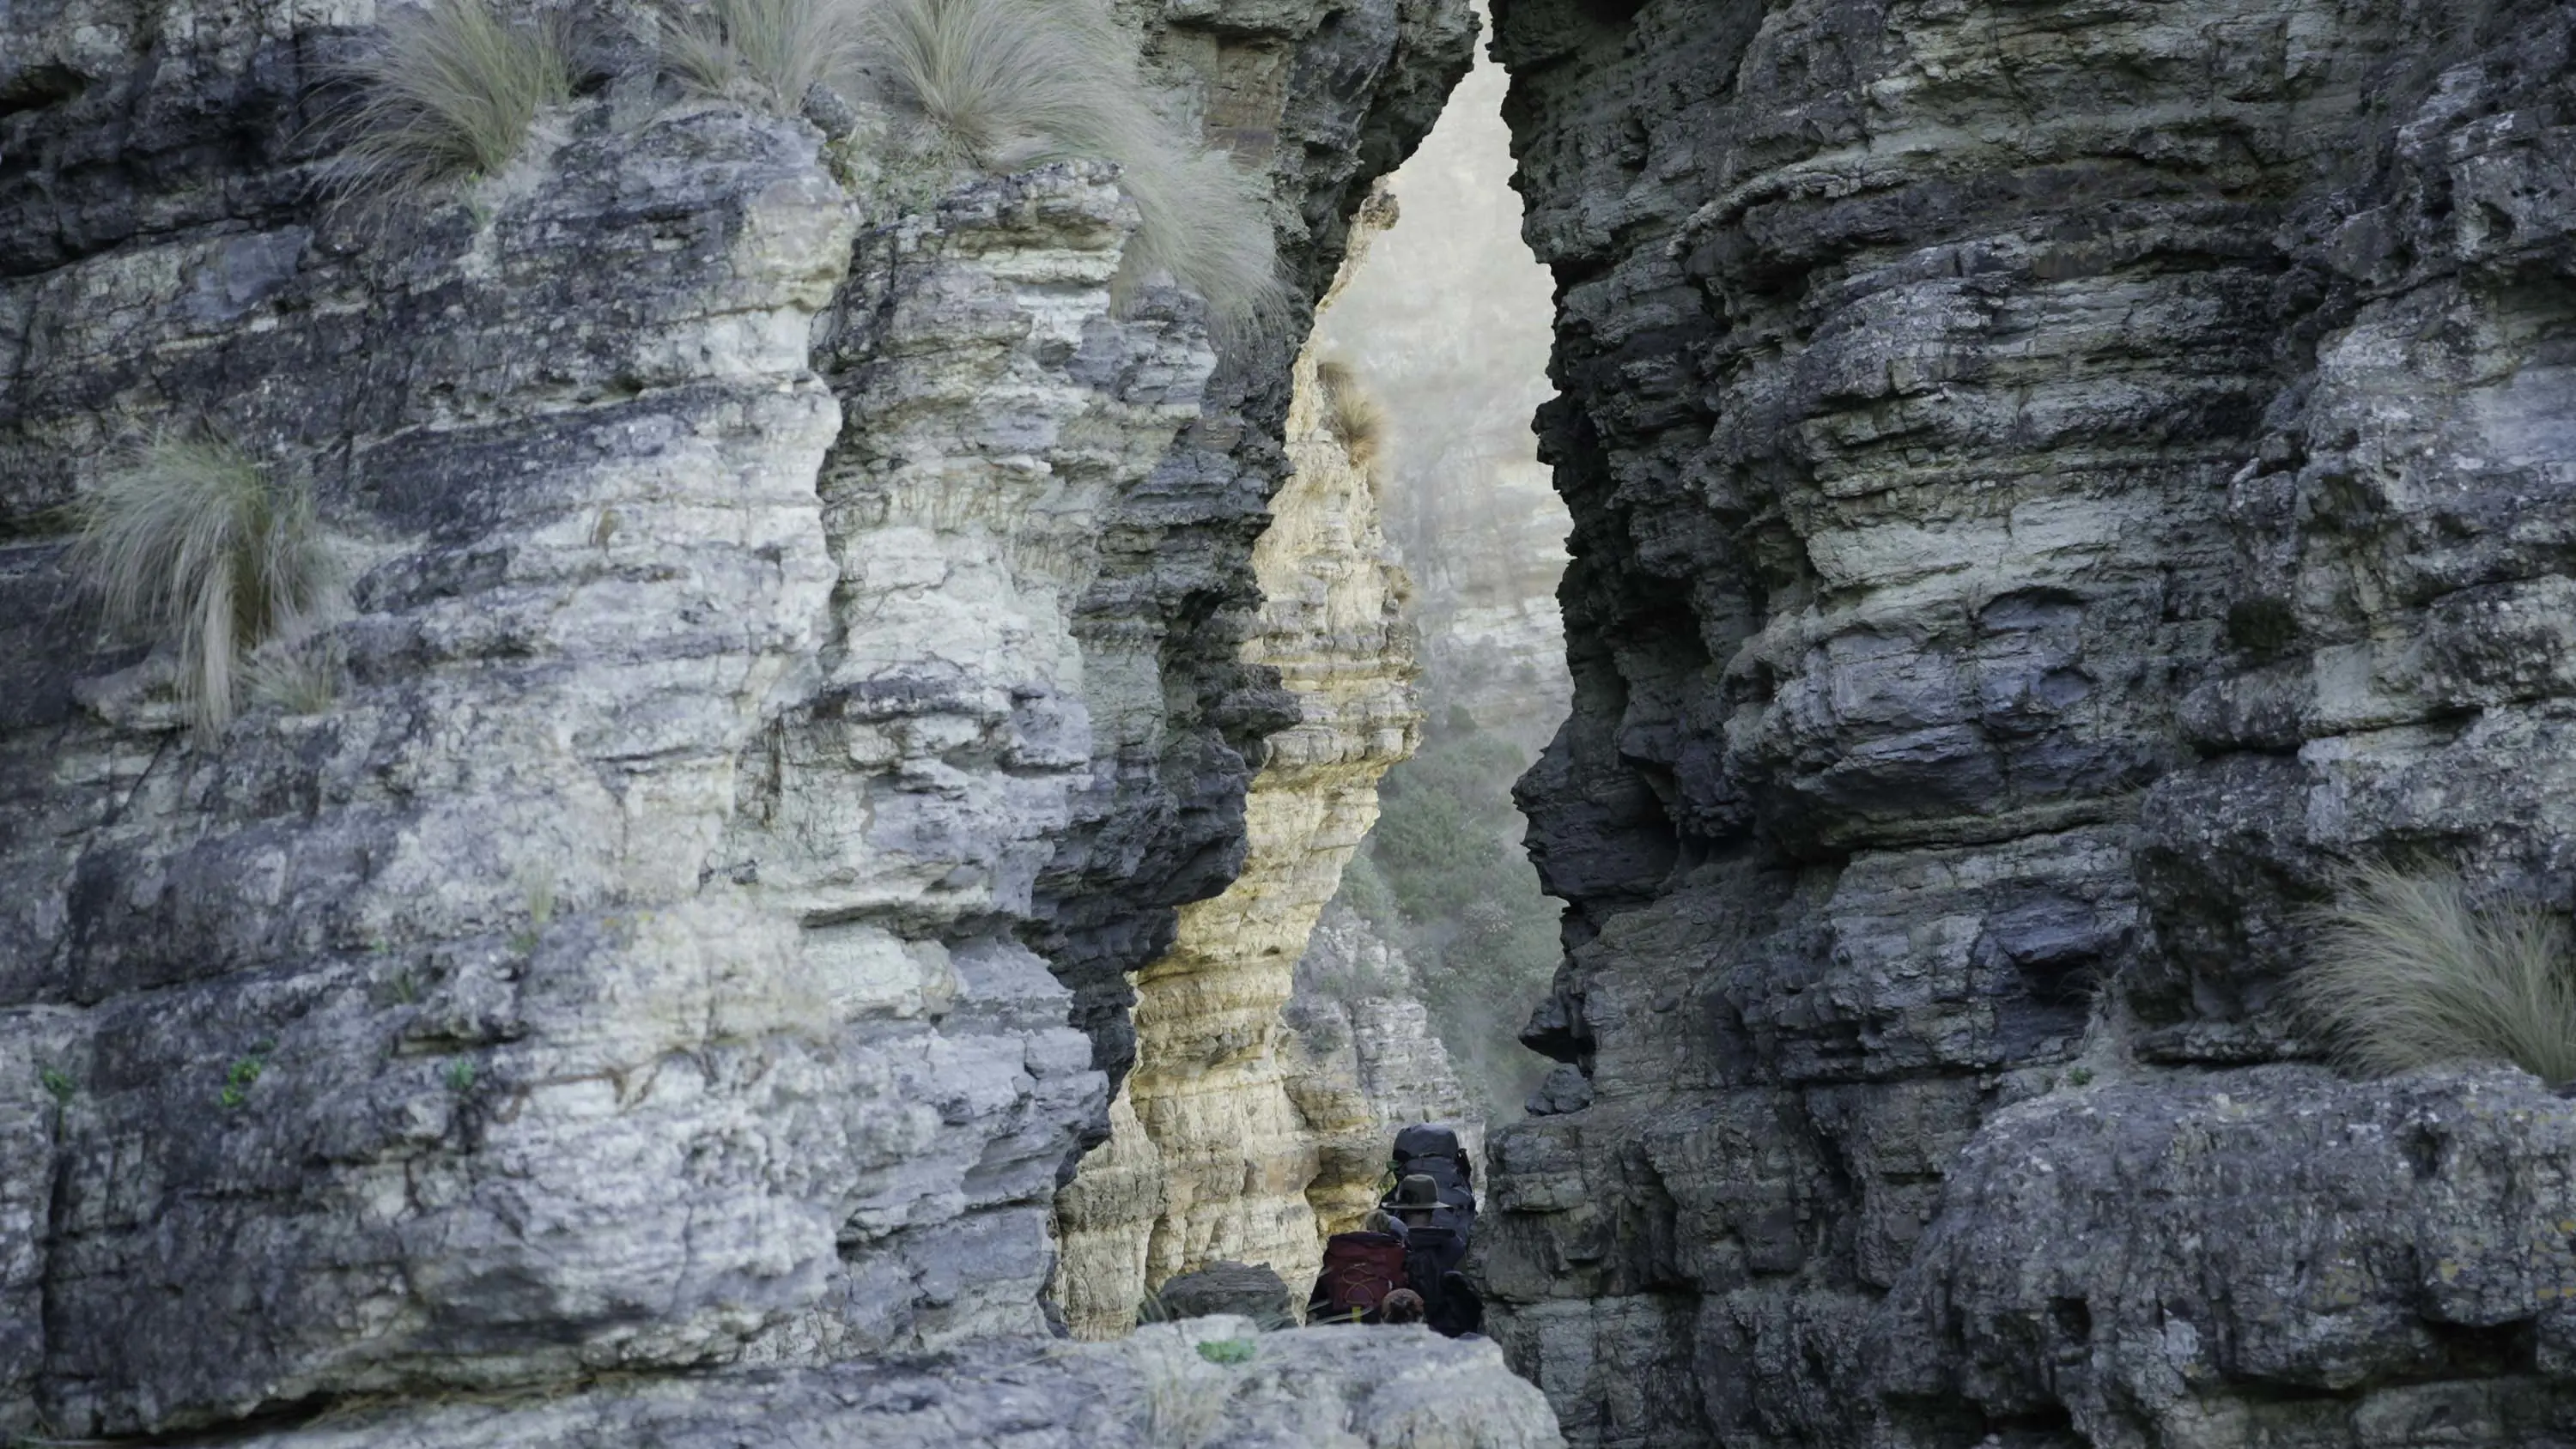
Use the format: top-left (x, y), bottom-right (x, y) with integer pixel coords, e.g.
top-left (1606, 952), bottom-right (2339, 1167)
top-left (0, 0), bottom-right (1501, 1440)
top-left (1052, 208), bottom-right (1431, 1337)
top-left (1481, 0), bottom-right (2576, 1445)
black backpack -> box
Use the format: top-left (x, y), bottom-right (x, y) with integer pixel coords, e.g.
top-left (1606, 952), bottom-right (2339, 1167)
top-left (1388, 1124), bottom-right (1477, 1213)
top-left (1391, 1125), bottom-right (1472, 1185)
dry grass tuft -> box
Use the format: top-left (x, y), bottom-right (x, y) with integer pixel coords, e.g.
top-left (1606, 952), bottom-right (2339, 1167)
top-left (70, 437), bottom-right (343, 732)
top-left (242, 633), bottom-right (347, 717)
top-left (2294, 863), bottom-right (2576, 1086)
top-left (331, 0), bottom-right (576, 191)
top-left (1315, 358), bottom-right (1385, 470)
top-left (854, 0), bottom-right (1284, 335)
top-left (659, 0), bottom-right (866, 115)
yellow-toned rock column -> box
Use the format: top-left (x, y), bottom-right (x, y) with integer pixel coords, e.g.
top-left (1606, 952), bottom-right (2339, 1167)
top-left (1049, 195), bottom-right (1422, 1338)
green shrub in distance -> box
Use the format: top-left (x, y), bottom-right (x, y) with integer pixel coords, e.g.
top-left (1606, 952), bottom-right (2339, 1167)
top-left (1339, 712), bottom-right (1559, 1117)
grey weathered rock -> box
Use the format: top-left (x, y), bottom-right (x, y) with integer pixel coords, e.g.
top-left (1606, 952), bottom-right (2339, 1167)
top-left (1870, 1067), bottom-right (2576, 1447)
top-left (1291, 902), bottom-right (1484, 1161)
top-left (147, 1321), bottom-right (1563, 1449)
top-left (1154, 1260), bottom-right (1298, 1323)
top-left (1479, 0), bottom-right (2576, 1445)
top-left (0, 0), bottom-right (1474, 1438)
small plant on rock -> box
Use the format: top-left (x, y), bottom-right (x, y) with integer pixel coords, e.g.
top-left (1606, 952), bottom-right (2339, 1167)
top-left (69, 436), bottom-right (342, 731)
top-left (1315, 358), bottom-right (1386, 471)
top-left (331, 0), bottom-right (576, 191)
top-left (1194, 1337), bottom-right (1255, 1365)
top-left (217, 1040), bottom-right (278, 1111)
top-left (2295, 864), bottom-right (2576, 1086)
top-left (1135, 1335), bottom-right (1227, 1449)
top-left (38, 1067), bottom-right (76, 1106)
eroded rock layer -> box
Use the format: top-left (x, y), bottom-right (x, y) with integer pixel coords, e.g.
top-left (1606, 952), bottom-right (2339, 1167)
top-left (1052, 230), bottom-right (1428, 1337)
top-left (1481, 0), bottom-right (2576, 1445)
top-left (0, 0), bottom-right (1474, 1438)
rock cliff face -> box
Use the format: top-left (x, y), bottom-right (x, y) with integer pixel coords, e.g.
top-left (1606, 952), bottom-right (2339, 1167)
top-left (1051, 223), bottom-right (1431, 1337)
top-left (1287, 901), bottom-right (1483, 1173)
top-left (1481, 0), bottom-right (2576, 1445)
top-left (0, 0), bottom-right (1486, 1439)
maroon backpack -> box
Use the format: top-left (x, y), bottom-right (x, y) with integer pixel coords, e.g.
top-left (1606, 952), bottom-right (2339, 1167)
top-left (1309, 1231), bottom-right (1410, 1322)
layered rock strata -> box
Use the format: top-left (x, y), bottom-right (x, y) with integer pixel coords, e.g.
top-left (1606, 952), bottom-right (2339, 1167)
top-left (1285, 903), bottom-right (1484, 1195)
top-left (1036, 0), bottom-right (1479, 1102)
top-left (1292, 904), bottom-right (1480, 1144)
top-left (1052, 251), bottom-right (1427, 1338)
top-left (1481, 0), bottom-right (2576, 1445)
top-left (0, 0), bottom-right (1473, 1439)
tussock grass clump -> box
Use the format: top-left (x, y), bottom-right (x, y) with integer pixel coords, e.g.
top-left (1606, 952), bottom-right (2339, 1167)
top-left (854, 0), bottom-right (1284, 333)
top-left (1315, 358), bottom-right (1385, 470)
top-left (2294, 864), bottom-right (2576, 1086)
top-left (70, 438), bottom-right (342, 731)
top-left (648, 0), bottom-right (1282, 330)
top-left (659, 0), bottom-right (866, 115)
top-left (241, 633), bottom-right (347, 717)
top-left (332, 0), bottom-right (576, 191)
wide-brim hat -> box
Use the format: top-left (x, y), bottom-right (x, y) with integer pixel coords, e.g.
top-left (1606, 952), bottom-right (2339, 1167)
top-left (1388, 1173), bottom-right (1442, 1217)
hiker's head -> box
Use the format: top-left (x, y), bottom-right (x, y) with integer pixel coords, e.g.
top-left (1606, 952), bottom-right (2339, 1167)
top-left (1380, 1288), bottom-right (1426, 1325)
top-left (1391, 1173), bottom-right (1441, 1220)
top-left (1363, 1209), bottom-right (1405, 1237)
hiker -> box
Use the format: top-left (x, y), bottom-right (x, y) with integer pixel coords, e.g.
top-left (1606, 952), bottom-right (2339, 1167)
top-left (1310, 1123), bottom-right (1488, 1331)
top-left (1363, 1123), bottom-right (1487, 1337)
top-left (1387, 1171), bottom-right (1477, 1337)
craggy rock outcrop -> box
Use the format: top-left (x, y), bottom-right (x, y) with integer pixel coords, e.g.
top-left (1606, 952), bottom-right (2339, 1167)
top-left (1481, 0), bottom-right (2576, 1445)
top-left (1051, 247), bottom-right (1426, 1338)
top-left (0, 0), bottom-right (1473, 1439)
